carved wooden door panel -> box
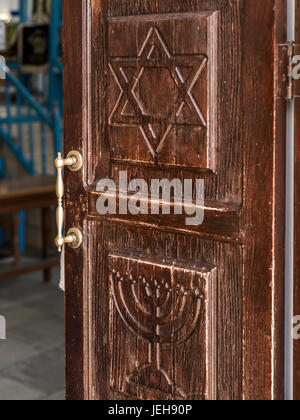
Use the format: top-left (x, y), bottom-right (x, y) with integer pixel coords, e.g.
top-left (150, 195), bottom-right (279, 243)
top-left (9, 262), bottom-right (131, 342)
top-left (63, 0), bottom-right (286, 400)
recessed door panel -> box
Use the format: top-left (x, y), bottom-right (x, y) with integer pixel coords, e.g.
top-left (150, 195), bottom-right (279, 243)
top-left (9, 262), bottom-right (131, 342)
top-left (86, 2), bottom-right (243, 205)
top-left (107, 13), bottom-right (218, 171)
top-left (85, 220), bottom-right (242, 400)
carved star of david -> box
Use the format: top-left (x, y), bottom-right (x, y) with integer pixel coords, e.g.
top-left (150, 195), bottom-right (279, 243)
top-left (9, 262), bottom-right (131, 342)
top-left (109, 27), bottom-right (208, 160)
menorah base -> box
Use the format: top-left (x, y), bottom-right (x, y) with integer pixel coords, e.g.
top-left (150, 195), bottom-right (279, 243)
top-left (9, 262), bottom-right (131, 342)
top-left (126, 364), bottom-right (187, 400)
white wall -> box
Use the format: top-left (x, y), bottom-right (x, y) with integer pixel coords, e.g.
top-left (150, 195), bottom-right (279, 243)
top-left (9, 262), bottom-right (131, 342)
top-left (0, 1), bottom-right (33, 21)
top-left (0, 1), bottom-right (19, 14)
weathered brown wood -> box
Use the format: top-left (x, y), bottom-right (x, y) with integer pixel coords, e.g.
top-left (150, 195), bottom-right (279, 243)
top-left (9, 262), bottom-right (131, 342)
top-left (88, 194), bottom-right (241, 242)
top-left (63, 0), bottom-right (88, 401)
top-left (63, 0), bottom-right (286, 400)
top-left (294, 0), bottom-right (300, 401)
top-left (88, 0), bottom-right (243, 400)
top-left (241, 0), bottom-right (286, 400)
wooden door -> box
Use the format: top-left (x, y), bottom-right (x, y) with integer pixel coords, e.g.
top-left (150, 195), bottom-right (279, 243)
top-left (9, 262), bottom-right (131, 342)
top-left (63, 0), bottom-right (287, 400)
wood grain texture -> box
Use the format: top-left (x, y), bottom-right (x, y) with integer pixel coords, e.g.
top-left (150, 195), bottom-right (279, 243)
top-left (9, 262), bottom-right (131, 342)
top-left (241, 0), bottom-right (286, 400)
top-left (86, 220), bottom-right (241, 400)
top-left (63, 0), bottom-right (286, 400)
top-left (63, 0), bottom-right (88, 400)
top-left (107, 251), bottom-right (216, 400)
top-left (86, 0), bottom-right (243, 400)
top-left (87, 0), bottom-right (242, 204)
top-left (107, 12), bottom-right (217, 171)
top-left (88, 193), bottom-right (241, 242)
top-left (294, 0), bottom-right (300, 401)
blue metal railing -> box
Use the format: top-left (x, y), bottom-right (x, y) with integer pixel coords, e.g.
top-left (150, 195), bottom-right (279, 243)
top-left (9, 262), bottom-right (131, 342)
top-left (0, 157), bottom-right (8, 178)
top-left (0, 0), bottom-right (63, 176)
top-left (19, 0), bottom-right (27, 23)
top-left (0, 0), bottom-right (63, 253)
top-left (0, 66), bottom-right (59, 252)
top-left (0, 66), bottom-right (61, 174)
top-left (49, 0), bottom-right (63, 116)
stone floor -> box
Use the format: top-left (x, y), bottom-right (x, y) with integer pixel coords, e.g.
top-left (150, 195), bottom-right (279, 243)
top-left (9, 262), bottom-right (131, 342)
top-left (0, 267), bottom-right (65, 400)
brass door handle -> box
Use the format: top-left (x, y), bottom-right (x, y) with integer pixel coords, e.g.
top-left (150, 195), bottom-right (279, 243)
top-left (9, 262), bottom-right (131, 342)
top-left (54, 151), bottom-right (83, 252)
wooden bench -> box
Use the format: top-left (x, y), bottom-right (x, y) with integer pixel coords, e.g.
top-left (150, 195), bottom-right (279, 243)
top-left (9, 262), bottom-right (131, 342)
top-left (0, 175), bottom-right (59, 281)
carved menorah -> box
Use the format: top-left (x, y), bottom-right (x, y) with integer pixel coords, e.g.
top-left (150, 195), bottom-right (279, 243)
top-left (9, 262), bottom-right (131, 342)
top-left (111, 269), bottom-right (204, 399)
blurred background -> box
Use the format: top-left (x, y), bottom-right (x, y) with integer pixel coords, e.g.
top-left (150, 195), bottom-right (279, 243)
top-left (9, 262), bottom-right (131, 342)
top-left (0, 0), bottom-right (64, 400)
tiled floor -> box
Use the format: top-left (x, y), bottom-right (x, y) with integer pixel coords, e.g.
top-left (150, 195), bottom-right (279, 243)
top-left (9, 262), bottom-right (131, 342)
top-left (0, 267), bottom-right (65, 400)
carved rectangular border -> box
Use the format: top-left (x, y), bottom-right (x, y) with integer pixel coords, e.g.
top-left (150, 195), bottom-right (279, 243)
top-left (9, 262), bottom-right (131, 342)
top-left (107, 11), bottom-right (218, 172)
top-left (108, 249), bottom-right (217, 400)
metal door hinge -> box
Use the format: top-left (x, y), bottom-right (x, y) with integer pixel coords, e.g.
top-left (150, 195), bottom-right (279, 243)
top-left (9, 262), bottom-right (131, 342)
top-left (277, 42), bottom-right (300, 101)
